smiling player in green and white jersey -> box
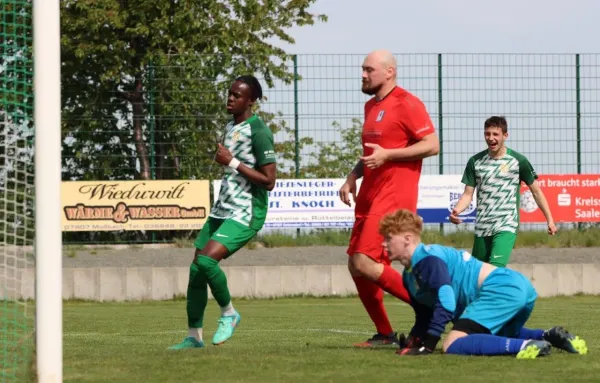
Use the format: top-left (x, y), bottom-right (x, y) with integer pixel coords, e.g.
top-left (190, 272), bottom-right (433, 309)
top-left (449, 116), bottom-right (557, 267)
top-left (169, 75), bottom-right (276, 350)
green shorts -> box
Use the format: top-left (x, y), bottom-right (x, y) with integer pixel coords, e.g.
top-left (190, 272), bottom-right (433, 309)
top-left (472, 231), bottom-right (517, 267)
top-left (194, 217), bottom-right (257, 257)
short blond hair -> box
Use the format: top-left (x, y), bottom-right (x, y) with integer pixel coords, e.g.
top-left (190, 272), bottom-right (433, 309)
top-left (379, 209), bottom-right (423, 237)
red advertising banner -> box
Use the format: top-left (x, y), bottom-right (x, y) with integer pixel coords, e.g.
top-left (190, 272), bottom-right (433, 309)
top-left (520, 174), bottom-right (600, 223)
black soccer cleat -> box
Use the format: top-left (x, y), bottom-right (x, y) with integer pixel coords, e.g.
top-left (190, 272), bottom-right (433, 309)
top-left (353, 332), bottom-right (400, 348)
top-left (543, 326), bottom-right (588, 354)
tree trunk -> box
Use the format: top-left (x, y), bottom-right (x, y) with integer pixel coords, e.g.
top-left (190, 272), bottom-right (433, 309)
top-left (154, 103), bottom-right (165, 180)
top-left (132, 76), bottom-right (150, 180)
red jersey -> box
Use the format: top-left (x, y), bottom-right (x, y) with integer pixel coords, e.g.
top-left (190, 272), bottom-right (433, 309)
top-left (355, 86), bottom-right (436, 217)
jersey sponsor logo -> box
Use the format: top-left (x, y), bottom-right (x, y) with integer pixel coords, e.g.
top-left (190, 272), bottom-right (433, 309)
top-left (215, 233), bottom-right (228, 238)
top-left (364, 129), bottom-right (382, 139)
top-left (376, 110), bottom-right (385, 122)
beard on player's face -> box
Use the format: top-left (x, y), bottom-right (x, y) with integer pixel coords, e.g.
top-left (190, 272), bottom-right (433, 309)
top-left (361, 81), bottom-right (382, 95)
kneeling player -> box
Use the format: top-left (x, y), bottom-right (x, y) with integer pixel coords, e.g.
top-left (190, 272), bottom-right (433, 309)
top-left (379, 209), bottom-right (588, 359)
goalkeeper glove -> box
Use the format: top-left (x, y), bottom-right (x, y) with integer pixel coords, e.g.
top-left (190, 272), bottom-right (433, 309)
top-left (398, 333), bottom-right (422, 349)
top-left (396, 334), bottom-right (439, 356)
top-left (396, 346), bottom-right (433, 356)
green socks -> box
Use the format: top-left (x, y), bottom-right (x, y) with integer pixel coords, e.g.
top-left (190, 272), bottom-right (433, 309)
top-left (186, 255), bottom-right (232, 328)
top-left (186, 261), bottom-right (208, 328)
top-left (203, 257), bottom-right (231, 307)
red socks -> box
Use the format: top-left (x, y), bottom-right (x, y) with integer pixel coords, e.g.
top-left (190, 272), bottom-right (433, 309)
top-left (352, 276), bottom-right (393, 335)
top-left (375, 265), bottom-right (411, 304)
top-left (353, 266), bottom-right (411, 336)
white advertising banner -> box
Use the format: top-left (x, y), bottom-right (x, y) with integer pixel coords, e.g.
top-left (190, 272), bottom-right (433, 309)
top-left (213, 175), bottom-right (476, 228)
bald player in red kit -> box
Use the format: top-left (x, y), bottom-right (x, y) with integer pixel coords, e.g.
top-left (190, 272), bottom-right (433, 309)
top-left (339, 50), bottom-right (440, 348)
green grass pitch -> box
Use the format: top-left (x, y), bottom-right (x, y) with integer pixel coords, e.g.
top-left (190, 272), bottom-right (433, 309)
top-left (63, 295), bottom-right (600, 382)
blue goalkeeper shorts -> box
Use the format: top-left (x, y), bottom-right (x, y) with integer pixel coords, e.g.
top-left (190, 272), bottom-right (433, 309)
top-left (458, 267), bottom-right (537, 337)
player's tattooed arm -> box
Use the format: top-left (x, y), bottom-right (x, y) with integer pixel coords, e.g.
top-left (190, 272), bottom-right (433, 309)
top-left (350, 159), bottom-right (364, 179)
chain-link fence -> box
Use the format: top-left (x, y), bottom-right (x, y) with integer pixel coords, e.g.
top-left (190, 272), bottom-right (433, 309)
top-left (60, 53), bottom-right (600, 244)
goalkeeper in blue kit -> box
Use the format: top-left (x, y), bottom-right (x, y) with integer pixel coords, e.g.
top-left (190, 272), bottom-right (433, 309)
top-left (379, 209), bottom-right (588, 358)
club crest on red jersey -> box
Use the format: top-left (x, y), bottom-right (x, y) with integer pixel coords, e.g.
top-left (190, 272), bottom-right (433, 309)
top-left (376, 110), bottom-right (385, 122)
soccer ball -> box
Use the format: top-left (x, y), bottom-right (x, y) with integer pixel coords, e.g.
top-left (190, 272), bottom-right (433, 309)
top-left (520, 190), bottom-right (538, 213)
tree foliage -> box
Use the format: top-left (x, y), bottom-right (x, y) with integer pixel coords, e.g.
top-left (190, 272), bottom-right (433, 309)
top-left (303, 119), bottom-right (362, 178)
top-left (59, 0), bottom-right (327, 181)
top-left (58, 0), bottom-right (327, 243)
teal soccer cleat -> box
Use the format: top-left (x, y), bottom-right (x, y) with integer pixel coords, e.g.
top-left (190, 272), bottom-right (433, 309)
top-left (212, 311), bottom-right (241, 345)
top-left (167, 336), bottom-right (205, 350)
top-left (516, 340), bottom-right (552, 359)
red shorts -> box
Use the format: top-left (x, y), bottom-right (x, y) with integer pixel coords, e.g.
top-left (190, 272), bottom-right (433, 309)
top-left (346, 215), bottom-right (391, 265)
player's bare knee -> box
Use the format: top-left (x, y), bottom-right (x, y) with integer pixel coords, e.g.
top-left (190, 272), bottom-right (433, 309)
top-left (350, 253), bottom-right (368, 274)
top-left (442, 340), bottom-right (454, 353)
top-left (197, 249), bottom-right (220, 261)
top-left (193, 247), bottom-right (202, 260)
top-left (350, 253), bottom-right (381, 281)
top-left (347, 257), bottom-right (361, 277)
top-left (442, 330), bottom-right (468, 353)
top-left (196, 240), bottom-right (228, 262)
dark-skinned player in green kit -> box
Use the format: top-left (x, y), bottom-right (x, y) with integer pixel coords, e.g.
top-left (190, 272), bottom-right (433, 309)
top-left (169, 75), bottom-right (276, 349)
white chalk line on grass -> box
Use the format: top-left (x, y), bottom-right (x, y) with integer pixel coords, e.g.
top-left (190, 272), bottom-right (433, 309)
top-left (64, 328), bottom-right (372, 338)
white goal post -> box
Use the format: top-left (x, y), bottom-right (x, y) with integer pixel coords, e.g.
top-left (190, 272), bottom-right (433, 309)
top-left (33, 0), bottom-right (63, 381)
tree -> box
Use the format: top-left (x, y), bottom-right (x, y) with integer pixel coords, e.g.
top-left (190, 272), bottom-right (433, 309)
top-left (303, 118), bottom-right (363, 178)
top-left (59, 0), bottom-right (327, 181)
top-left (59, 0), bottom-right (327, 243)
top-left (259, 110), bottom-right (314, 179)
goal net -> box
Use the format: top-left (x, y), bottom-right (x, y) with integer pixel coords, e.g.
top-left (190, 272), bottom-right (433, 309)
top-left (1, 0), bottom-right (36, 380)
top-left (0, 118), bottom-right (35, 382)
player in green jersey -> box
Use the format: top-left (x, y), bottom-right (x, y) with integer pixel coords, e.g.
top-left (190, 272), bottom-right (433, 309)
top-left (449, 116), bottom-right (557, 267)
top-left (169, 75), bottom-right (276, 350)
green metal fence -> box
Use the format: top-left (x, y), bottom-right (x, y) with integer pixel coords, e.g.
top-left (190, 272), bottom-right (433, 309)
top-left (61, 53), bottom-right (600, 244)
top-left (286, 54), bottom-right (598, 176)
